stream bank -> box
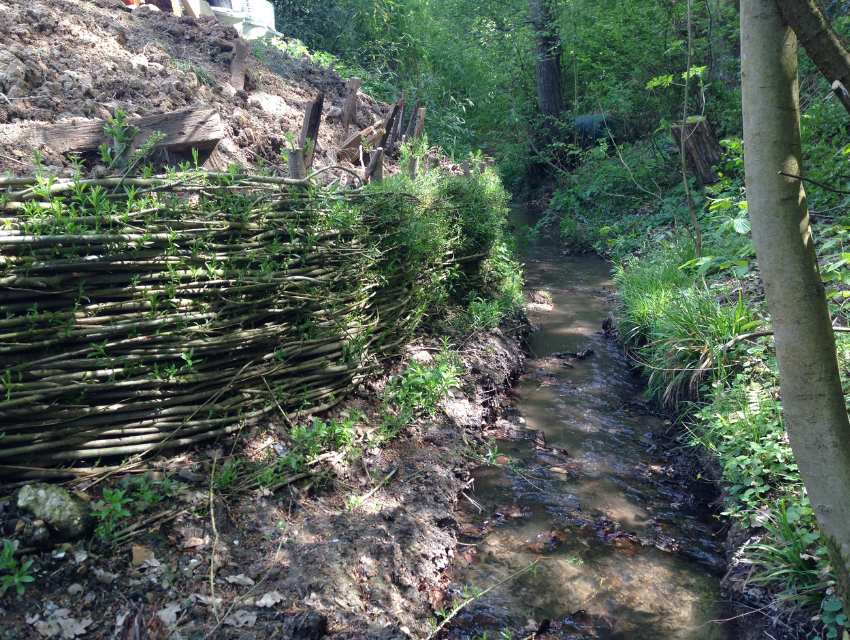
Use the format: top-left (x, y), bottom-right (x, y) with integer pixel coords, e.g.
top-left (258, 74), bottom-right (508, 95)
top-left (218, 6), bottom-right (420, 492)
top-left (0, 326), bottom-right (526, 639)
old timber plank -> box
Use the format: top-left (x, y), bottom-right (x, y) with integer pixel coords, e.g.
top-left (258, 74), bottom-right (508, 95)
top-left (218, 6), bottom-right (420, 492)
top-left (0, 109), bottom-right (224, 156)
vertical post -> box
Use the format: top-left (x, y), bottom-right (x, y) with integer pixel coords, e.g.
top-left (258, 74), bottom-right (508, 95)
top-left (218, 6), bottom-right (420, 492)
top-left (287, 147), bottom-right (307, 180)
top-left (407, 156), bottom-right (420, 181)
top-left (462, 159), bottom-right (471, 178)
top-left (299, 92), bottom-right (324, 169)
top-left (365, 147), bottom-right (384, 185)
top-left (230, 40), bottom-right (248, 92)
top-left (413, 108), bottom-right (427, 140)
top-left (342, 77), bottom-right (361, 135)
top-left (478, 161), bottom-right (487, 174)
top-left (486, 157), bottom-right (495, 168)
top-left (428, 156), bottom-right (439, 170)
top-left (377, 104), bottom-right (399, 152)
top-left (403, 99), bottom-right (420, 143)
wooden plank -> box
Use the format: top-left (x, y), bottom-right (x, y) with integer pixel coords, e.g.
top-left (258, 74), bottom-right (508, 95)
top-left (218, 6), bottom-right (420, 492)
top-left (402, 99), bottom-right (420, 143)
top-left (170, 0), bottom-right (184, 16)
top-left (342, 77), bottom-right (361, 135)
top-left (299, 92), bottom-right (324, 168)
top-left (0, 109), bottom-right (224, 156)
top-left (338, 123), bottom-right (385, 164)
top-left (413, 108), bottom-right (427, 140)
top-left (230, 40), bottom-right (248, 92)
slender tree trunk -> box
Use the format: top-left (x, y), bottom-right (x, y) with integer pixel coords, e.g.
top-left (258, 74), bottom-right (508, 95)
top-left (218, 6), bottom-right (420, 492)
top-left (529, 0), bottom-right (565, 120)
top-left (741, 0), bottom-right (850, 604)
top-left (775, 0), bottom-right (850, 115)
top-left (680, 0), bottom-right (702, 259)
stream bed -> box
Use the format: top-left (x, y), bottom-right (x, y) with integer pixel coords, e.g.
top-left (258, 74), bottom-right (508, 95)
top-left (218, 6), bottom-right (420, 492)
top-left (447, 209), bottom-right (734, 639)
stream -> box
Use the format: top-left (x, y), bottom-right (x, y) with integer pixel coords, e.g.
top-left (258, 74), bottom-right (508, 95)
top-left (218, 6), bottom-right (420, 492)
top-left (448, 208), bottom-right (734, 639)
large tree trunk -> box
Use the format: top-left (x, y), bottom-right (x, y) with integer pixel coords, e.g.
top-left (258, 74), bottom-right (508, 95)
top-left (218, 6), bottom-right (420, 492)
top-left (776, 0), bottom-right (850, 115)
top-left (741, 0), bottom-right (850, 604)
top-left (528, 0), bottom-right (565, 120)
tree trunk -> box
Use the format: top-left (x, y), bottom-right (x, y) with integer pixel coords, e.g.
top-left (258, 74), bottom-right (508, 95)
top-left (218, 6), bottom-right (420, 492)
top-left (741, 0), bottom-right (850, 604)
top-left (528, 0), bottom-right (565, 120)
top-left (775, 0), bottom-right (850, 116)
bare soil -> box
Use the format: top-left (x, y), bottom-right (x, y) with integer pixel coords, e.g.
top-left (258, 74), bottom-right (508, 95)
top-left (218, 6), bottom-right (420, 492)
top-left (0, 0), bottom-right (444, 181)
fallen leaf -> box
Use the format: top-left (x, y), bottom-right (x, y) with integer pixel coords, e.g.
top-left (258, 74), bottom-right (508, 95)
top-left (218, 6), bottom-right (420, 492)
top-left (190, 594), bottom-right (223, 607)
top-left (223, 609), bottom-right (256, 628)
top-left (156, 602), bottom-right (182, 627)
top-left (132, 546), bottom-right (155, 566)
top-left (224, 574), bottom-right (255, 587)
top-left (182, 536), bottom-right (211, 549)
top-left (28, 606), bottom-right (92, 638)
top-left (67, 584), bottom-right (83, 596)
top-left (112, 611), bottom-right (129, 639)
top-left (254, 591), bottom-right (285, 608)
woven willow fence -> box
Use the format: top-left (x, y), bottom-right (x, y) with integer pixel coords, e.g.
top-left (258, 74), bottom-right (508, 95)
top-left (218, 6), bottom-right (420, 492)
top-left (0, 170), bottom-right (496, 474)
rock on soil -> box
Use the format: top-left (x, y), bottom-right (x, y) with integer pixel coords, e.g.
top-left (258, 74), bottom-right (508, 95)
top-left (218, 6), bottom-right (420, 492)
top-left (16, 483), bottom-right (94, 541)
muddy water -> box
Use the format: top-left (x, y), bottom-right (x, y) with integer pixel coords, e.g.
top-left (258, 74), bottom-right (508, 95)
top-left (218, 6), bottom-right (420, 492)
top-left (449, 209), bottom-right (733, 639)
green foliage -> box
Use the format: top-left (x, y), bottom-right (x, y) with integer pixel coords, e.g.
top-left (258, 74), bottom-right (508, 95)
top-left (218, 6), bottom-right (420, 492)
top-left (92, 488), bottom-right (133, 541)
top-left (0, 540), bottom-right (35, 596)
top-left (379, 349), bottom-right (462, 439)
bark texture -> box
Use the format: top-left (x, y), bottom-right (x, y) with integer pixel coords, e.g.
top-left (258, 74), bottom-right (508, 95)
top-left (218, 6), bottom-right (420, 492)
top-left (741, 0), bottom-right (850, 603)
top-left (776, 0), bottom-right (850, 115)
top-left (528, 0), bottom-right (565, 119)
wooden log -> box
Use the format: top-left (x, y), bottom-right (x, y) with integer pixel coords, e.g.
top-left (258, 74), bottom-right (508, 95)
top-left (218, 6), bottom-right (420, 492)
top-left (365, 147), bottom-right (384, 185)
top-left (376, 104), bottom-right (399, 152)
top-left (670, 116), bottom-right (723, 187)
top-left (286, 148), bottom-right (307, 180)
top-left (402, 99), bottom-right (420, 143)
top-left (342, 77), bottom-right (361, 135)
top-left (413, 108), bottom-right (427, 140)
top-left (485, 157), bottom-right (495, 168)
top-left (462, 159), bottom-right (471, 178)
top-left (478, 161), bottom-right (487, 174)
top-left (230, 40), bottom-right (248, 92)
top-left (337, 123), bottom-right (385, 165)
top-left (0, 109), bottom-right (224, 156)
top-left (299, 92), bottom-right (324, 168)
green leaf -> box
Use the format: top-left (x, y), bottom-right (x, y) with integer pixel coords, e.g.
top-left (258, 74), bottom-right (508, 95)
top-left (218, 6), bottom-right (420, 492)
top-left (732, 217), bottom-right (751, 234)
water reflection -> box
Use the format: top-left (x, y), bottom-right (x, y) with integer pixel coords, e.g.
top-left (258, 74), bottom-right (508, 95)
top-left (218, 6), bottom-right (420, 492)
top-left (448, 209), bottom-right (733, 639)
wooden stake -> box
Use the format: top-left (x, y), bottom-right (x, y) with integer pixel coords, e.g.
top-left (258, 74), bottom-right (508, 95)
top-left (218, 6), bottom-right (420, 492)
top-left (230, 40), bottom-right (248, 92)
top-left (287, 148), bottom-right (307, 180)
top-left (402, 99), bottom-right (420, 143)
top-left (388, 91), bottom-right (407, 152)
top-left (413, 108), bottom-right (427, 140)
top-left (478, 161), bottom-right (487, 174)
top-left (365, 147), bottom-right (384, 185)
top-left (428, 156), bottom-right (439, 170)
top-left (299, 92), bottom-right (324, 168)
top-left (377, 104), bottom-right (399, 152)
top-left (407, 156), bottom-right (420, 181)
top-left (342, 77), bottom-right (361, 135)
top-left (462, 159), bottom-right (471, 178)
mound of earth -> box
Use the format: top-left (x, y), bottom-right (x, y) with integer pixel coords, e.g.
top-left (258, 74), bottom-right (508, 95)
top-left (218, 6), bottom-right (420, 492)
top-left (0, 0), bottom-right (401, 180)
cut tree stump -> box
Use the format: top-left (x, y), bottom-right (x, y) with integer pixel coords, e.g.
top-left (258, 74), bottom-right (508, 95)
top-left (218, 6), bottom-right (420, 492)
top-left (230, 40), bottom-right (248, 92)
top-left (670, 116), bottom-right (723, 187)
top-left (0, 109), bottom-right (224, 156)
top-left (299, 92), bottom-right (324, 168)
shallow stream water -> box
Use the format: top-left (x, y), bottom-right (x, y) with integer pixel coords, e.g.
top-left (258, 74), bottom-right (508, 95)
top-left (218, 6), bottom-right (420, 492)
top-left (448, 208), bottom-right (734, 639)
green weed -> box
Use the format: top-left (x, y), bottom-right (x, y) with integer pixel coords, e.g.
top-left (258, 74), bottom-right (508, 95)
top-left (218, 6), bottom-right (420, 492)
top-left (92, 488), bottom-right (133, 541)
top-left (0, 540), bottom-right (35, 596)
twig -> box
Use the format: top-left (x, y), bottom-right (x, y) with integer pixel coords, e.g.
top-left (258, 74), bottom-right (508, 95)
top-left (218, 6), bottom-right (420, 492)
top-left (354, 467), bottom-right (397, 508)
top-left (209, 451), bottom-right (221, 625)
top-left (425, 561), bottom-right (540, 639)
top-left (722, 327), bottom-right (850, 351)
top-left (779, 171), bottom-right (850, 195)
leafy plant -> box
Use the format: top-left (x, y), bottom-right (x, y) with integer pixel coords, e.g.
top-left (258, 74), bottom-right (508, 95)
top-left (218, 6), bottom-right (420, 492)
top-left (0, 540), bottom-right (35, 596)
top-left (92, 488), bottom-right (133, 541)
